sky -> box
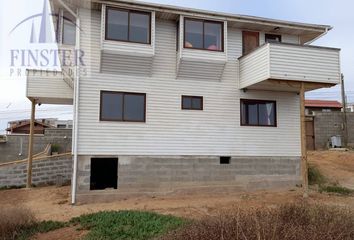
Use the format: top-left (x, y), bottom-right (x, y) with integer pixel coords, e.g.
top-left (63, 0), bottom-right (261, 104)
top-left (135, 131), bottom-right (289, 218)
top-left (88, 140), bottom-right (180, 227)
top-left (0, 0), bottom-right (353, 133)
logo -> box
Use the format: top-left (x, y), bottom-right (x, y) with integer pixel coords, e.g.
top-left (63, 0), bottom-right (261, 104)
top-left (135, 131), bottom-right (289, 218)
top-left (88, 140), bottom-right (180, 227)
top-left (9, 0), bottom-right (85, 78)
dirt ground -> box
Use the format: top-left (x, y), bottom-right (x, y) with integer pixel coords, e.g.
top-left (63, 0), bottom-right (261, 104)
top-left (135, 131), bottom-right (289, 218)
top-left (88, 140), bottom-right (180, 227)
top-left (0, 151), bottom-right (353, 239)
top-left (308, 150), bottom-right (354, 189)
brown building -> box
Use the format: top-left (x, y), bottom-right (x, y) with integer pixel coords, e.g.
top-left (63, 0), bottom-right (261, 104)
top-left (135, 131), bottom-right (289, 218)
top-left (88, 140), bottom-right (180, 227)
top-left (6, 119), bottom-right (54, 135)
top-left (305, 100), bottom-right (342, 116)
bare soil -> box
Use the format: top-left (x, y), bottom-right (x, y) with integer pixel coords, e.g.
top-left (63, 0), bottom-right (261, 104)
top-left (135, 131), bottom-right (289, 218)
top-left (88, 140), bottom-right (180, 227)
top-left (0, 151), bottom-right (353, 239)
top-left (308, 150), bottom-right (354, 189)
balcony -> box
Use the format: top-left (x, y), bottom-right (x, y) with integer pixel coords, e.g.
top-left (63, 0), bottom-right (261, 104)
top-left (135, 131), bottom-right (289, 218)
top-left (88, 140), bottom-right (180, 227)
top-left (26, 45), bottom-right (75, 105)
top-left (239, 42), bottom-right (341, 92)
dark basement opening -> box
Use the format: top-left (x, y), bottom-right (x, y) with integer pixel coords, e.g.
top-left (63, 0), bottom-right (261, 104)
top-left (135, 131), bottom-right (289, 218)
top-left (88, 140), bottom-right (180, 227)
top-left (90, 158), bottom-right (118, 190)
top-left (220, 156), bottom-right (231, 164)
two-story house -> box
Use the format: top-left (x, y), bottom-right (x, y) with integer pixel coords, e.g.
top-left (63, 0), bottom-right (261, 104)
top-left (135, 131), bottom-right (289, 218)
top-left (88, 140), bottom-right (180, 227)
top-left (26, 0), bottom-right (341, 203)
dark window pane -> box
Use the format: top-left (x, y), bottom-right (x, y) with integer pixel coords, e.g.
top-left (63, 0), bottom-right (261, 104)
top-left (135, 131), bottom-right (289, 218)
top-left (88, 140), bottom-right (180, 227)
top-left (182, 97), bottom-right (192, 109)
top-left (265, 34), bottom-right (281, 43)
top-left (129, 13), bottom-right (150, 43)
top-left (192, 98), bottom-right (202, 109)
top-left (63, 19), bottom-right (76, 45)
top-left (247, 103), bottom-right (258, 125)
top-left (258, 103), bottom-right (268, 125)
top-left (185, 20), bottom-right (203, 49)
top-left (106, 9), bottom-right (128, 41)
top-left (101, 92), bottom-right (123, 120)
top-left (241, 102), bottom-right (247, 125)
top-left (124, 94), bottom-right (145, 121)
top-left (204, 22), bottom-right (222, 51)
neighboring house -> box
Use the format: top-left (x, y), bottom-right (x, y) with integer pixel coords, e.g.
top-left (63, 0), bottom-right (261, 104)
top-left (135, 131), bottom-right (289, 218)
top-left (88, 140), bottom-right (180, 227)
top-left (6, 119), bottom-right (54, 134)
top-left (25, 0), bottom-right (341, 203)
top-left (305, 100), bottom-right (342, 116)
top-left (5, 118), bottom-right (73, 134)
top-left (346, 102), bottom-right (354, 112)
top-left (54, 120), bottom-right (73, 129)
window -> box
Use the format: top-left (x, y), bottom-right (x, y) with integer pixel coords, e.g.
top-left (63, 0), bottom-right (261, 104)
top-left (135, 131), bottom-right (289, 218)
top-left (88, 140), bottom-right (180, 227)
top-left (182, 96), bottom-right (203, 110)
top-left (106, 7), bottom-right (151, 44)
top-left (241, 99), bottom-right (276, 127)
top-left (100, 91), bottom-right (146, 122)
top-left (63, 18), bottom-right (76, 45)
top-left (184, 19), bottom-right (223, 51)
top-left (265, 34), bottom-right (282, 43)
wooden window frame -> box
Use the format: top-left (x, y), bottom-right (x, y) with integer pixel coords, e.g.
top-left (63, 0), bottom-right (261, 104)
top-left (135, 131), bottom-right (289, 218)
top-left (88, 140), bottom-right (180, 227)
top-left (265, 34), bottom-right (282, 43)
top-left (240, 99), bottom-right (277, 127)
top-left (242, 31), bottom-right (260, 55)
top-left (100, 91), bottom-right (146, 122)
top-left (184, 18), bottom-right (224, 52)
top-left (181, 95), bottom-right (204, 110)
top-left (105, 6), bottom-right (152, 45)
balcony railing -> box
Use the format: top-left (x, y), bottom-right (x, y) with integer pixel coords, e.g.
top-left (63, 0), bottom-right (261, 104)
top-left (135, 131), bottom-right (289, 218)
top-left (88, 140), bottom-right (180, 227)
top-left (239, 42), bottom-right (341, 90)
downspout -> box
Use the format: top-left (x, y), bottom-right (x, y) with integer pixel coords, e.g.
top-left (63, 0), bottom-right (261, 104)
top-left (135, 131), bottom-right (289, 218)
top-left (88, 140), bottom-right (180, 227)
top-left (71, 9), bottom-right (80, 205)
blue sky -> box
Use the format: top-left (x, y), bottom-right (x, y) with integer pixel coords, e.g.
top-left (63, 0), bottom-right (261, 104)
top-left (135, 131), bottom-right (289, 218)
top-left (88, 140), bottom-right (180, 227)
top-left (0, 0), bottom-right (353, 132)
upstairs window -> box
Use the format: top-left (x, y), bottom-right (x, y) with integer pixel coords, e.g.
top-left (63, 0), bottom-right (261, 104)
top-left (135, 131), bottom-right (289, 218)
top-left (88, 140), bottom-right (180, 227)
top-left (182, 96), bottom-right (203, 110)
top-left (241, 99), bottom-right (276, 127)
top-left (63, 18), bottom-right (76, 45)
top-left (265, 34), bottom-right (282, 43)
top-left (106, 7), bottom-right (151, 44)
top-left (184, 19), bottom-right (223, 51)
top-left (100, 91), bottom-right (146, 122)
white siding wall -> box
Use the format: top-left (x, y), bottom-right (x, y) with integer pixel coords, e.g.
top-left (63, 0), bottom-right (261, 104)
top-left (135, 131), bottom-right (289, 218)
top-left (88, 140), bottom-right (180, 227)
top-left (239, 44), bottom-right (270, 89)
top-left (270, 44), bottom-right (340, 84)
top-left (77, 8), bottom-right (301, 157)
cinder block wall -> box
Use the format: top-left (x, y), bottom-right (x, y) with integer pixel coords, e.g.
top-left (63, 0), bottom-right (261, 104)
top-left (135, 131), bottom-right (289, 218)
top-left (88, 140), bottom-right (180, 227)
top-left (314, 112), bottom-right (354, 149)
top-left (76, 156), bottom-right (301, 200)
top-left (0, 155), bottom-right (72, 188)
top-left (0, 129), bottom-right (72, 163)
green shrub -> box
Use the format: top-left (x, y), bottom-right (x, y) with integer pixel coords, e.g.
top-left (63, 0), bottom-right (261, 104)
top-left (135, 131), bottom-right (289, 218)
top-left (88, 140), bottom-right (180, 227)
top-left (51, 144), bottom-right (61, 153)
top-left (70, 211), bottom-right (186, 240)
top-left (308, 165), bottom-right (326, 185)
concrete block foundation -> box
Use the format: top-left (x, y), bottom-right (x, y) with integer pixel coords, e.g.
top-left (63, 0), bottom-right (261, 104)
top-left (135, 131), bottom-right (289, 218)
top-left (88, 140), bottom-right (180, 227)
top-left (76, 155), bottom-right (301, 203)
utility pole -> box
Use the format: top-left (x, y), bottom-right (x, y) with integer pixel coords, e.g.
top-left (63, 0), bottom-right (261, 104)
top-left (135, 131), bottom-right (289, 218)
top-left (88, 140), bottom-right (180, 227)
top-left (341, 74), bottom-right (348, 147)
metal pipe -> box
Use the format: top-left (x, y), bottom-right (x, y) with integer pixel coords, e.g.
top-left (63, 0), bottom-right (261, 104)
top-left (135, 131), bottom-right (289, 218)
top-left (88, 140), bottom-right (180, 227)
top-left (71, 9), bottom-right (80, 205)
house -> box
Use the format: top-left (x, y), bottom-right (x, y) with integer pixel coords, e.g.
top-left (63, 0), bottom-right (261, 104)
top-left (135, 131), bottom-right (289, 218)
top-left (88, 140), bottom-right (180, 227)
top-left (305, 100), bottom-right (342, 115)
top-left (25, 0), bottom-right (341, 203)
top-left (6, 119), bottom-right (54, 134)
top-left (5, 118), bottom-right (73, 134)
top-left (346, 102), bottom-right (354, 112)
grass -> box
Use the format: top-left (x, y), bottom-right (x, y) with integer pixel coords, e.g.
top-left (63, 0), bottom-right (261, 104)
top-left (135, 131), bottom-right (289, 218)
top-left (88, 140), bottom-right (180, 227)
top-left (320, 185), bottom-right (354, 195)
top-left (161, 203), bottom-right (354, 240)
top-left (308, 165), bottom-right (353, 196)
top-left (308, 164), bottom-right (326, 186)
top-left (1, 208), bottom-right (185, 240)
top-left (16, 221), bottom-right (67, 240)
top-left (70, 211), bottom-right (186, 240)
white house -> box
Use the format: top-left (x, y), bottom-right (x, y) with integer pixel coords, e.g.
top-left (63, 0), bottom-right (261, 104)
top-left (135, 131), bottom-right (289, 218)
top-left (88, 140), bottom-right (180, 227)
top-left (25, 0), bottom-right (341, 203)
